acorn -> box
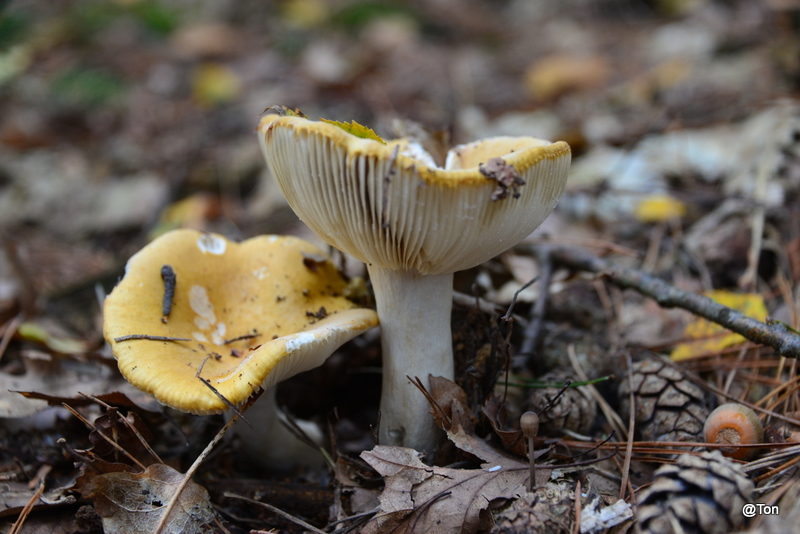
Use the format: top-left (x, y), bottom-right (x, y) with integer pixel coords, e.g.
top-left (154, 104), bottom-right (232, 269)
top-left (703, 403), bottom-right (763, 461)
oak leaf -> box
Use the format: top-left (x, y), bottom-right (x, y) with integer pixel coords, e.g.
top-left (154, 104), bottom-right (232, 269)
top-left (82, 463), bottom-right (215, 534)
top-left (361, 445), bottom-right (529, 534)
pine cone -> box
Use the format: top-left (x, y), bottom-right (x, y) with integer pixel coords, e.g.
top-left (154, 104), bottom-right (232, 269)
top-left (619, 358), bottom-right (708, 443)
top-left (525, 370), bottom-right (596, 436)
top-left (637, 450), bottom-right (754, 534)
top-left (492, 482), bottom-right (574, 534)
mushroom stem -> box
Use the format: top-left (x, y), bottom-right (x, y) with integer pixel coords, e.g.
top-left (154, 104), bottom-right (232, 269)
top-left (233, 387), bottom-right (325, 469)
top-left (368, 265), bottom-right (455, 452)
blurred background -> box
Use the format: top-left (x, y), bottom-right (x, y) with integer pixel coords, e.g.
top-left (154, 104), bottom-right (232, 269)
top-left (1, 0), bottom-right (796, 283)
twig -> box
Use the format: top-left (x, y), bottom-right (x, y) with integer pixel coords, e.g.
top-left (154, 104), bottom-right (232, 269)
top-left (223, 333), bottom-right (260, 344)
top-left (573, 479), bottom-right (582, 534)
top-left (1, 231), bottom-right (37, 315)
top-left (114, 334), bottom-right (191, 343)
top-left (0, 314), bottom-right (23, 363)
top-left (519, 247), bottom-right (553, 362)
top-left (534, 380), bottom-right (572, 417)
top-left (79, 393), bottom-right (164, 465)
top-left (620, 353), bottom-right (635, 501)
top-left (8, 476), bottom-right (45, 534)
top-left (550, 247), bottom-right (800, 359)
top-left (154, 414), bottom-right (242, 534)
top-left (567, 344), bottom-right (628, 440)
top-left (195, 356), bottom-right (248, 423)
top-left (223, 492), bottom-right (328, 534)
top-left (62, 403), bottom-right (147, 470)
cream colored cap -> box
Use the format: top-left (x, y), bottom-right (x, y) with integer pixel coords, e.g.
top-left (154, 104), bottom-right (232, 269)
top-left (259, 115), bottom-right (571, 275)
top-left (103, 229), bottom-right (378, 415)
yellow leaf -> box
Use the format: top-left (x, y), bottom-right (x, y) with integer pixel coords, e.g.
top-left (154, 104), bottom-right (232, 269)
top-left (671, 291), bottom-right (768, 361)
top-left (18, 322), bottom-right (90, 354)
top-left (635, 194), bottom-right (686, 223)
top-left (282, 0), bottom-right (330, 29)
top-left (192, 63), bottom-right (241, 108)
top-left (320, 118), bottom-right (385, 144)
top-left (149, 193), bottom-right (217, 239)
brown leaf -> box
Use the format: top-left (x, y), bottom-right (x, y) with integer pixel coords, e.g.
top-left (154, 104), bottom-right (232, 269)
top-left (428, 375), bottom-right (476, 433)
top-left (82, 464), bottom-right (215, 534)
top-left (361, 445), bottom-right (529, 534)
top-left (1, 351), bottom-right (147, 418)
top-left (482, 396), bottom-right (527, 458)
top-left (89, 412), bottom-right (156, 467)
top-left (428, 378), bottom-right (526, 468)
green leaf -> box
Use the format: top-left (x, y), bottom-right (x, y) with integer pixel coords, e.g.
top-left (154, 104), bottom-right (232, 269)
top-left (320, 118), bottom-right (385, 144)
top-left (506, 375), bottom-right (611, 389)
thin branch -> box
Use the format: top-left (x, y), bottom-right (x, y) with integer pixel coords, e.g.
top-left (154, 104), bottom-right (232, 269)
top-left (195, 356), bottom-right (249, 424)
top-left (154, 413), bottom-right (242, 534)
top-left (520, 246), bottom-right (553, 361)
top-left (550, 247), bottom-right (800, 359)
top-left (223, 492), bottom-right (328, 534)
top-left (114, 334), bottom-right (191, 343)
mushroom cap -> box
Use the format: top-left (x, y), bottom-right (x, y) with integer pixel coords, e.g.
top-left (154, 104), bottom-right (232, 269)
top-left (259, 115), bottom-right (571, 275)
top-left (703, 403), bottom-right (763, 461)
top-left (103, 229), bottom-right (378, 415)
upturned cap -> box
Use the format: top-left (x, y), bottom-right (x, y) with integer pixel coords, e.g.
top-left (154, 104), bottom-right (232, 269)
top-left (259, 114), bottom-right (571, 275)
top-left (103, 229), bottom-right (378, 414)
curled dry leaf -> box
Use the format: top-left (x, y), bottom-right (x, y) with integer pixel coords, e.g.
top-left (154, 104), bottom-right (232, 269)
top-left (360, 445), bottom-right (529, 534)
top-left (427, 377), bottom-right (537, 469)
top-left (82, 463), bottom-right (215, 534)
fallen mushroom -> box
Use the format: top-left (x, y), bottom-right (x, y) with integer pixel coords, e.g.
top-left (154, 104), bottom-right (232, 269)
top-left (259, 112), bottom-right (571, 452)
top-left (103, 229), bottom-right (378, 467)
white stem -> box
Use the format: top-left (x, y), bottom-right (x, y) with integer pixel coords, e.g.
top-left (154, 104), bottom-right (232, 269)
top-left (368, 266), bottom-right (455, 452)
top-left (231, 387), bottom-right (324, 469)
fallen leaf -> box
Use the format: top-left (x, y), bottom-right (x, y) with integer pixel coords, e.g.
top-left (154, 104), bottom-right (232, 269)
top-left (361, 445), bottom-right (528, 534)
top-left (634, 193), bottom-right (686, 223)
top-left (192, 62), bottom-right (242, 107)
top-left (524, 54), bottom-right (611, 101)
top-left (671, 290), bottom-right (768, 360)
top-left (17, 322), bottom-right (92, 354)
top-left (427, 377), bottom-right (527, 468)
top-left (0, 351), bottom-right (144, 418)
top-left (320, 118), bottom-right (385, 144)
top-left (82, 464), bottom-right (215, 534)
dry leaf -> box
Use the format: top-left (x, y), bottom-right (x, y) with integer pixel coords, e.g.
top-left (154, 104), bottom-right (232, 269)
top-left (671, 290), bottom-right (768, 360)
top-left (83, 464), bottom-right (215, 534)
top-left (192, 63), bottom-right (242, 108)
top-left (361, 445), bottom-right (529, 534)
top-left (0, 351), bottom-right (144, 418)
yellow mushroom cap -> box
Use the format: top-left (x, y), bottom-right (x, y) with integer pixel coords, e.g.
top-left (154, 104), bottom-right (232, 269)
top-left (259, 115), bottom-right (571, 276)
top-left (103, 229), bottom-right (378, 415)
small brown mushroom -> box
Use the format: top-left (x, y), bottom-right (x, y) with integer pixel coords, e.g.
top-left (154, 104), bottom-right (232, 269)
top-left (103, 229), bottom-right (378, 467)
top-left (704, 403), bottom-right (763, 461)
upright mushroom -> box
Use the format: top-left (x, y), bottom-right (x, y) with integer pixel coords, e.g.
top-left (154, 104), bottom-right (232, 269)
top-left (103, 229), bottom-right (378, 467)
top-left (259, 113), bottom-right (571, 452)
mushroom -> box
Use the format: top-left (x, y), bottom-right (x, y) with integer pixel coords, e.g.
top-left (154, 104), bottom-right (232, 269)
top-left (258, 113), bottom-right (571, 451)
top-left (103, 229), bottom-right (378, 467)
top-left (704, 403), bottom-right (763, 461)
